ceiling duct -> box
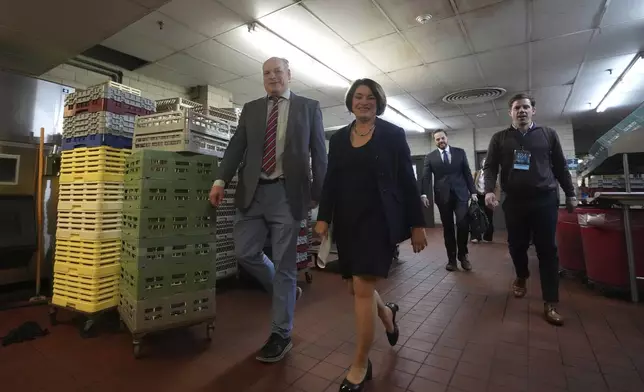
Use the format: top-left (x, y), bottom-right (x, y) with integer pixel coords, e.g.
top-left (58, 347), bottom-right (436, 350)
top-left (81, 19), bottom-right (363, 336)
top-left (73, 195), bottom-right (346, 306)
top-left (442, 87), bottom-right (507, 105)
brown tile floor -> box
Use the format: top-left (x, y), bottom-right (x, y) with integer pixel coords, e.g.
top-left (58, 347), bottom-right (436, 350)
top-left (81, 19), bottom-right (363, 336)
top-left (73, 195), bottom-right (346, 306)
top-left (2, 228), bottom-right (644, 392)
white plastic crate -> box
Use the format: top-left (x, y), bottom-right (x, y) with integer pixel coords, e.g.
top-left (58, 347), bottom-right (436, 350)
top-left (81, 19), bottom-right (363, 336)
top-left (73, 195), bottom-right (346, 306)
top-left (65, 82), bottom-right (155, 112)
top-left (63, 111), bottom-right (136, 137)
top-left (155, 97), bottom-right (203, 113)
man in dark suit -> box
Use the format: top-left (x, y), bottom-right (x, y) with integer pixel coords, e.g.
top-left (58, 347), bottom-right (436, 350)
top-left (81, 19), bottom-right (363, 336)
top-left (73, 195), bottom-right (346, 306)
top-left (421, 130), bottom-right (477, 271)
top-left (209, 57), bottom-right (327, 363)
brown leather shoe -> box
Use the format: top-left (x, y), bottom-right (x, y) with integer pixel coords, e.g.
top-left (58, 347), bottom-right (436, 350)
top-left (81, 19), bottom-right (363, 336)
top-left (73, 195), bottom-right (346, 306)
top-left (544, 303), bottom-right (564, 326)
top-left (459, 255), bottom-right (472, 271)
top-left (512, 278), bottom-right (527, 298)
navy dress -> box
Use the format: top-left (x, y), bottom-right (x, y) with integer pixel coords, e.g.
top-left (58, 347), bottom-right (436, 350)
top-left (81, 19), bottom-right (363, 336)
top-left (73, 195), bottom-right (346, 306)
top-left (333, 133), bottom-right (394, 279)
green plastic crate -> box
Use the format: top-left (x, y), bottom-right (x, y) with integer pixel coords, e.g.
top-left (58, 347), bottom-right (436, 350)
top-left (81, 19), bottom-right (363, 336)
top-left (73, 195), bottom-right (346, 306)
top-left (123, 178), bottom-right (213, 211)
top-left (120, 259), bottom-right (215, 300)
top-left (121, 234), bottom-right (216, 268)
top-left (118, 288), bottom-right (216, 335)
top-left (122, 209), bottom-right (215, 239)
top-left (125, 150), bottom-right (218, 182)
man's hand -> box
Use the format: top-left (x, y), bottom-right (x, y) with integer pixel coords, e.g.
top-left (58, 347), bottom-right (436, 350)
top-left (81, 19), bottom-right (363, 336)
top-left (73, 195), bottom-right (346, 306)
top-left (411, 227), bottom-right (427, 253)
top-left (485, 192), bottom-right (498, 209)
top-left (314, 221), bottom-right (329, 238)
top-left (471, 194), bottom-right (478, 202)
top-left (421, 195), bottom-right (430, 208)
top-left (566, 197), bottom-right (578, 213)
top-left (209, 185), bottom-right (225, 207)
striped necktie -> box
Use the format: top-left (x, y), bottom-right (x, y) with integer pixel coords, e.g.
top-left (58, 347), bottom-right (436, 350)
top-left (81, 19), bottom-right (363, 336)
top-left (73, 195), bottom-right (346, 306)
top-left (261, 96), bottom-right (281, 174)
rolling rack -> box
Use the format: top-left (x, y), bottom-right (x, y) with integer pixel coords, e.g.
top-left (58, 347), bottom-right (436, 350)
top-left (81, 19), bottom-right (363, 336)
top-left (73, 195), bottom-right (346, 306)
top-left (50, 81), bottom-right (153, 337)
top-left (578, 102), bottom-right (644, 302)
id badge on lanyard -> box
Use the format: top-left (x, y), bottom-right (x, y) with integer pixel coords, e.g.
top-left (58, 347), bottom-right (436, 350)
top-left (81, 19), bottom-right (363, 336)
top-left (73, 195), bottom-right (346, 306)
top-left (513, 147), bottom-right (531, 171)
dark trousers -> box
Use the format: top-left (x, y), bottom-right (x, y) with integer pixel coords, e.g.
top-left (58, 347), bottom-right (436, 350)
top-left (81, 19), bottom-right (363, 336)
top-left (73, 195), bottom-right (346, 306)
top-left (503, 190), bottom-right (559, 303)
top-left (472, 193), bottom-right (494, 241)
top-left (438, 193), bottom-right (469, 262)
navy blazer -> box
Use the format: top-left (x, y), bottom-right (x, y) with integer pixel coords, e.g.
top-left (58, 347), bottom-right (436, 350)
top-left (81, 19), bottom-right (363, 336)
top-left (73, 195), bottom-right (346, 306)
top-left (317, 118), bottom-right (425, 245)
top-left (423, 146), bottom-right (476, 206)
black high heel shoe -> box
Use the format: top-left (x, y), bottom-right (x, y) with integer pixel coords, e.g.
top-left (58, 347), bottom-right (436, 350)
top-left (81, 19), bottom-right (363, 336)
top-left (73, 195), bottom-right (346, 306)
top-left (385, 302), bottom-right (399, 346)
top-left (339, 360), bottom-right (372, 392)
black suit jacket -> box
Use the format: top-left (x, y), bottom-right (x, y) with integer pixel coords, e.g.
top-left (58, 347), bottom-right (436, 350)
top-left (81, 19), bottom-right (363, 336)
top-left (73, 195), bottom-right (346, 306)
top-left (318, 118), bottom-right (425, 244)
top-left (423, 146), bottom-right (476, 206)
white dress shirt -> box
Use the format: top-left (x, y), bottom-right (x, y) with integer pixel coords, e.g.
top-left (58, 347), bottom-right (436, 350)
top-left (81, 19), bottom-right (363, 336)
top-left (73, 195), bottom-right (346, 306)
top-left (214, 89), bottom-right (291, 187)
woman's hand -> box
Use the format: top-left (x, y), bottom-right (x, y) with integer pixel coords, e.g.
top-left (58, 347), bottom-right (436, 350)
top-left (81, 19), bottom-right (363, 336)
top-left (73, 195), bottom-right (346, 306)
top-left (314, 221), bottom-right (329, 238)
top-left (410, 227), bottom-right (427, 253)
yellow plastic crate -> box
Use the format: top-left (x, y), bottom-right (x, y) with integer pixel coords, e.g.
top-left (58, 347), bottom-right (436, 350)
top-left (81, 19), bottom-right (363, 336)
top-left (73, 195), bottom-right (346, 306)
top-left (60, 147), bottom-right (129, 183)
top-left (54, 261), bottom-right (120, 278)
top-left (54, 238), bottom-right (121, 268)
top-left (56, 229), bottom-right (121, 241)
top-left (60, 146), bottom-right (130, 162)
top-left (58, 182), bottom-right (124, 211)
top-left (52, 271), bottom-right (119, 314)
top-left (57, 210), bottom-right (121, 234)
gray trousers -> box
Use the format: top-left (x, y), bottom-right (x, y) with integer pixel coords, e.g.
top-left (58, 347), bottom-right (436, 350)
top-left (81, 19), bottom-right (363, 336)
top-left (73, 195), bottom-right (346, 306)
top-left (234, 182), bottom-right (299, 339)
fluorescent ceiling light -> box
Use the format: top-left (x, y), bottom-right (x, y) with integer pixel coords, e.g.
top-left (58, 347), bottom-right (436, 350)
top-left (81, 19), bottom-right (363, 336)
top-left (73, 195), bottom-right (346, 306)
top-left (596, 53), bottom-right (644, 113)
top-left (244, 22), bottom-right (426, 132)
top-left (246, 23), bottom-right (349, 88)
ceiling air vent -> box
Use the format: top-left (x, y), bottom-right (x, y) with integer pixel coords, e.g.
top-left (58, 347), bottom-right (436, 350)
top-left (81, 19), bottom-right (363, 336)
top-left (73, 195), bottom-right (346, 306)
top-left (442, 87), bottom-right (507, 105)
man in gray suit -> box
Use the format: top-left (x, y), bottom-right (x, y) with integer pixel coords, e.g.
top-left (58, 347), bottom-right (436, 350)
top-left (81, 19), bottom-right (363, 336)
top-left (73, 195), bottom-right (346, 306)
top-left (209, 57), bottom-right (327, 363)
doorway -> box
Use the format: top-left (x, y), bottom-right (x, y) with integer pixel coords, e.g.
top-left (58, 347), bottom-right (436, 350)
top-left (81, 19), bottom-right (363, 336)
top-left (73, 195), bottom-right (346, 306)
top-left (411, 155), bottom-right (434, 228)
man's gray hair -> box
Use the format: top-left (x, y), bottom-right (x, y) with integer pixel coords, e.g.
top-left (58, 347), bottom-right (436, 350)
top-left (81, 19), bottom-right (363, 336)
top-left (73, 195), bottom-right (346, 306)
top-left (264, 57), bottom-right (290, 70)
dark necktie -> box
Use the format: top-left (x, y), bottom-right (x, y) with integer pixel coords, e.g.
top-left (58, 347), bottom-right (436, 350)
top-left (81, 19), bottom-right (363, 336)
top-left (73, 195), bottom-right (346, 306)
top-left (261, 96), bottom-right (281, 174)
top-left (442, 150), bottom-right (449, 164)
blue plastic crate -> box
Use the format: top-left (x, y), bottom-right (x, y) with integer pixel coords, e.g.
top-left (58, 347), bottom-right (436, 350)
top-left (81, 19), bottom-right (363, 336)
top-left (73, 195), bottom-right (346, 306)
top-left (62, 134), bottom-right (132, 151)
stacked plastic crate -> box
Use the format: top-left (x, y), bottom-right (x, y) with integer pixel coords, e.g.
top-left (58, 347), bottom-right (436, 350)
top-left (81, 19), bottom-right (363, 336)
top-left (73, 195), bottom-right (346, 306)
top-left (118, 150), bottom-right (218, 357)
top-left (51, 82), bottom-right (154, 330)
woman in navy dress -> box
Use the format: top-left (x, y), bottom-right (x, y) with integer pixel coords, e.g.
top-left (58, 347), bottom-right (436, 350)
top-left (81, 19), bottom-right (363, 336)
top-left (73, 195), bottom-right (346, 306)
top-left (315, 79), bottom-right (427, 392)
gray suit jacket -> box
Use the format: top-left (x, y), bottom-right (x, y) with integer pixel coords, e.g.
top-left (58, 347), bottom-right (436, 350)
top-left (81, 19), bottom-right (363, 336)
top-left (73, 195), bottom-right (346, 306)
top-left (217, 92), bottom-right (327, 221)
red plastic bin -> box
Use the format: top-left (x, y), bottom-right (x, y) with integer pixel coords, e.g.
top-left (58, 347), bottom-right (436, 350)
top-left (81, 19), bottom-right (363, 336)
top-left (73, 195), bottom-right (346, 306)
top-left (557, 207), bottom-right (597, 274)
top-left (580, 209), bottom-right (644, 290)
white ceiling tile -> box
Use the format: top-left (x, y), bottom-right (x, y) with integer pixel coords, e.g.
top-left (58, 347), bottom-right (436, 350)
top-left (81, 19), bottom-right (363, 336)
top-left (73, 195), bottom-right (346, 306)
top-left (470, 111), bottom-right (502, 128)
top-left (376, 0), bottom-right (455, 30)
top-left (532, 31), bottom-right (593, 71)
top-left (317, 85), bottom-right (349, 102)
top-left (477, 44), bottom-right (528, 77)
top-left (586, 20), bottom-right (644, 61)
top-left (565, 81), bottom-right (615, 113)
top-left (577, 54), bottom-right (634, 84)
top-left (120, 11), bottom-right (207, 51)
top-left (388, 94), bottom-right (423, 111)
top-left (426, 101), bottom-right (466, 117)
top-left (387, 65), bottom-right (443, 93)
top-left (214, 25), bottom-right (269, 63)
top-left (454, 0), bottom-right (505, 13)
top-left (354, 33), bottom-right (423, 73)
top-left (440, 115), bottom-right (474, 129)
top-left (531, 85), bottom-right (572, 119)
top-left (532, 67), bottom-right (578, 89)
top-left (300, 89), bottom-right (343, 108)
top-left (219, 77), bottom-right (266, 99)
top-left (217, 0), bottom-right (294, 19)
top-left (429, 56), bottom-right (485, 90)
top-left (102, 31), bottom-right (175, 62)
top-left (402, 107), bottom-right (442, 129)
top-left (367, 74), bottom-right (405, 96)
top-left (601, 0), bottom-right (644, 27)
top-left (158, 0), bottom-right (243, 37)
top-left (185, 40), bottom-right (261, 76)
top-left (303, 0), bottom-right (395, 44)
top-left (260, 4), bottom-right (381, 79)
top-left (531, 0), bottom-right (602, 41)
top-left (135, 63), bottom-right (201, 87)
top-left (404, 17), bottom-right (472, 63)
top-left (485, 73), bottom-right (528, 92)
top-left (410, 87), bottom-right (449, 105)
top-left (157, 53), bottom-right (239, 84)
top-left (461, 0), bottom-right (527, 52)
top-left (460, 102), bottom-right (496, 115)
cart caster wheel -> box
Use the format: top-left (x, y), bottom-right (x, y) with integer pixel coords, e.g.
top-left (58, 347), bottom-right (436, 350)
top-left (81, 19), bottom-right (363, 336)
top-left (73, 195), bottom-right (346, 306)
top-left (206, 324), bottom-right (215, 342)
top-left (133, 342), bottom-right (142, 359)
top-left (305, 272), bottom-right (313, 284)
top-left (79, 319), bottom-right (95, 339)
top-left (49, 308), bottom-right (58, 326)
top-left (119, 320), bottom-right (126, 332)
